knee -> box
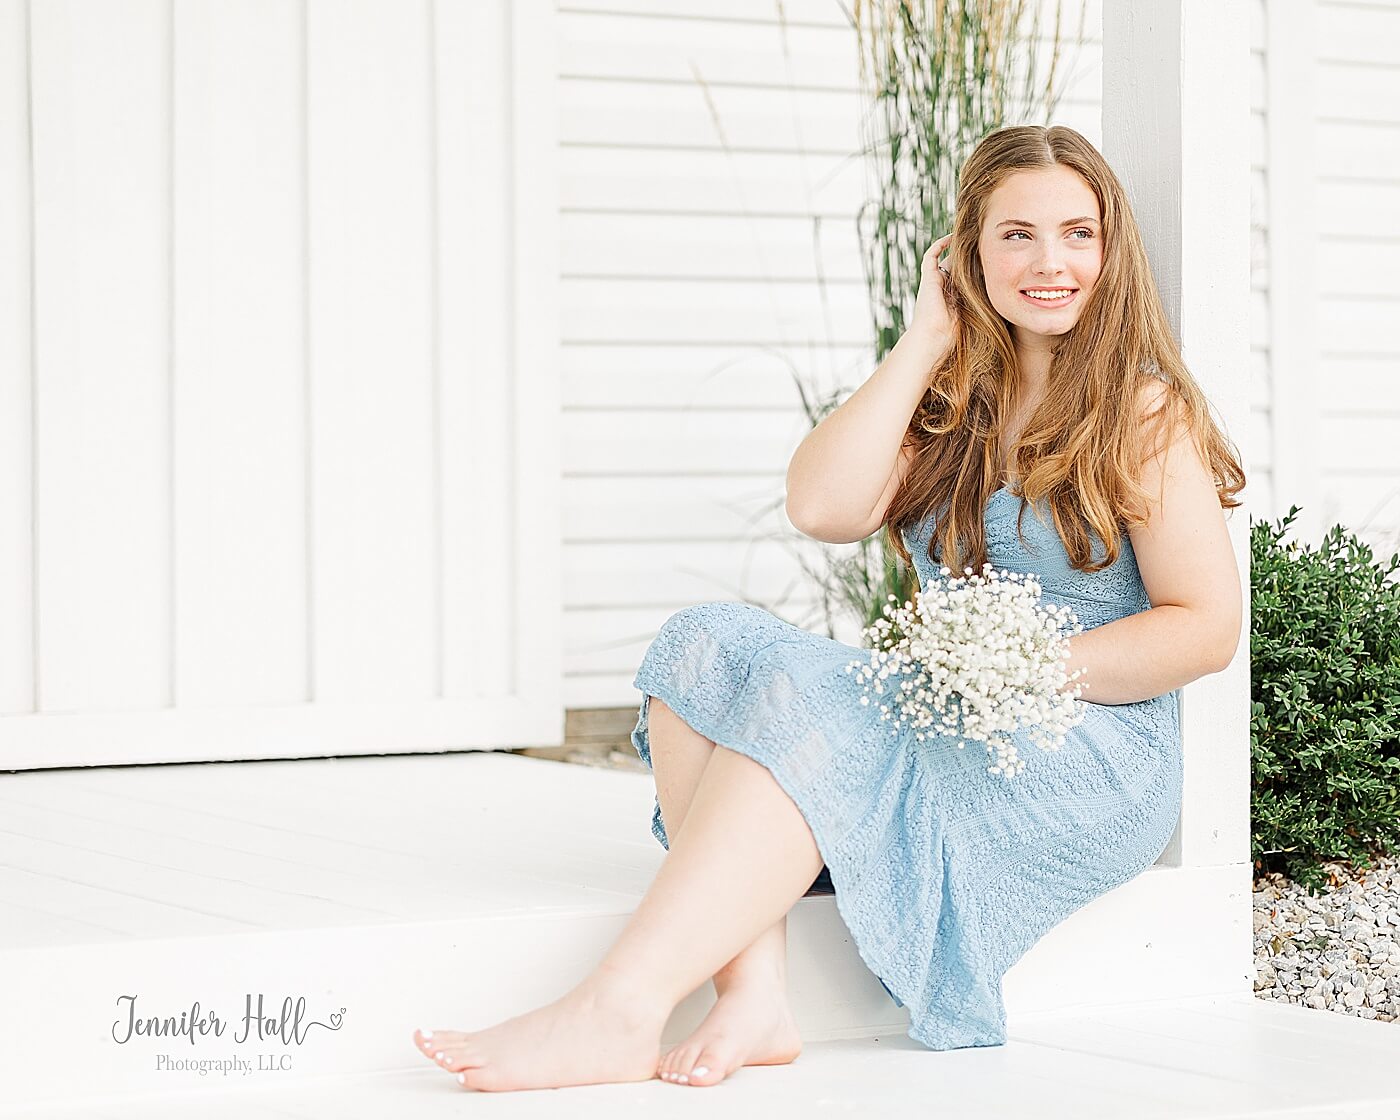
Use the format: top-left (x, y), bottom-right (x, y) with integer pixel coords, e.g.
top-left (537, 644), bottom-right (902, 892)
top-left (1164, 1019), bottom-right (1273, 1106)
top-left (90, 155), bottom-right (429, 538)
top-left (659, 602), bottom-right (717, 634)
top-left (659, 600), bottom-right (763, 639)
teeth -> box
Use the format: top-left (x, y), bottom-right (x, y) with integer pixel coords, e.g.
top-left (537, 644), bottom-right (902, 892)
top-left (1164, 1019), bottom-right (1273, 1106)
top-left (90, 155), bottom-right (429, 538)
top-left (1024, 289), bottom-right (1073, 300)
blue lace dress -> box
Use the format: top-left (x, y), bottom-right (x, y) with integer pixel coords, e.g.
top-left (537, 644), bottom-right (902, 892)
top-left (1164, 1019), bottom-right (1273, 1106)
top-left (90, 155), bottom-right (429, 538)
top-left (628, 485), bottom-right (1183, 1050)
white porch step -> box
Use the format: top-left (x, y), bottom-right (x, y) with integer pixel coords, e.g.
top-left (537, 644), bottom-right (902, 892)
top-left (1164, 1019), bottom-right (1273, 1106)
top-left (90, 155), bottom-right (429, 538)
top-left (0, 751), bottom-right (1319, 1113)
top-left (8, 995), bottom-right (1400, 1119)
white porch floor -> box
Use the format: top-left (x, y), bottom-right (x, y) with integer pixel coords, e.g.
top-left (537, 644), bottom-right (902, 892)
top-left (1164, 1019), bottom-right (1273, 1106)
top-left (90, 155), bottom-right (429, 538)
top-left (1, 750), bottom-right (1396, 1118)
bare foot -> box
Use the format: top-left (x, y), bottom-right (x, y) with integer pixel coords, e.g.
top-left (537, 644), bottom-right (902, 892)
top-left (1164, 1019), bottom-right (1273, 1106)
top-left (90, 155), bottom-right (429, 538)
top-left (656, 978), bottom-right (802, 1088)
top-left (413, 981), bottom-right (668, 1092)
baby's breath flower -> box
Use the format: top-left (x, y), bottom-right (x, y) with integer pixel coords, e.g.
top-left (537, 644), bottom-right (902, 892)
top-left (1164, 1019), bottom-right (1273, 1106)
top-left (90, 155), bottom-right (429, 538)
top-left (845, 562), bottom-right (1088, 779)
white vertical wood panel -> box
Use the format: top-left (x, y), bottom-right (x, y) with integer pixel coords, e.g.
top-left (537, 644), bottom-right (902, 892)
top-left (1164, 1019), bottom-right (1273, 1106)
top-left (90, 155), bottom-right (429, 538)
top-left (1102, 0), bottom-right (1253, 899)
top-left (435, 0), bottom-right (514, 703)
top-left (306, 0), bottom-right (437, 702)
top-left (31, 0), bottom-right (171, 713)
top-left (172, 0), bottom-right (307, 708)
top-left (1, 0), bottom-right (560, 768)
top-left (0, 0), bottom-right (33, 716)
top-left (506, 0), bottom-right (565, 715)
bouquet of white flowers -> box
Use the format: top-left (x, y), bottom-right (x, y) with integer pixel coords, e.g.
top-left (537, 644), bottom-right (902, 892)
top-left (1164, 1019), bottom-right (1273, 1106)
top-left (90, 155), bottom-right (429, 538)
top-left (844, 562), bottom-right (1089, 779)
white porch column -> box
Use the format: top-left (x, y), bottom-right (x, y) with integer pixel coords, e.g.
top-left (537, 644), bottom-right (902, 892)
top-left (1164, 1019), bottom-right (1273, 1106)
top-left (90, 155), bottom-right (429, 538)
top-left (1101, 0), bottom-right (1254, 972)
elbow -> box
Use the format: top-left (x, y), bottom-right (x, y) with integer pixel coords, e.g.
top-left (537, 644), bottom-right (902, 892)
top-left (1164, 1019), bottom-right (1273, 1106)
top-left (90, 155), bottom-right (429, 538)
top-left (1206, 645), bottom-right (1235, 675)
top-left (785, 494), bottom-right (815, 537)
top-left (1206, 624), bottom-right (1242, 674)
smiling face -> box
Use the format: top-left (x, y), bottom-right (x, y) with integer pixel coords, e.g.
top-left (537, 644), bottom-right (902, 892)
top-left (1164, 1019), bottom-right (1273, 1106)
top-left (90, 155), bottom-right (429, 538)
top-left (977, 164), bottom-right (1104, 356)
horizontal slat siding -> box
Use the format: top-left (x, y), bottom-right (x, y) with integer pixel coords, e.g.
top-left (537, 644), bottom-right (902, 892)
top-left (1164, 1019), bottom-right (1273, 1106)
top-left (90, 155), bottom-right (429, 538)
top-left (1249, 0), bottom-right (1273, 518)
top-left (1278, 0), bottom-right (1400, 553)
top-left (562, 277), bottom-right (873, 346)
top-left (560, 144), bottom-right (866, 213)
top-left (558, 1), bottom-right (1107, 704)
top-left (561, 210), bottom-right (867, 282)
top-left (562, 342), bottom-right (874, 407)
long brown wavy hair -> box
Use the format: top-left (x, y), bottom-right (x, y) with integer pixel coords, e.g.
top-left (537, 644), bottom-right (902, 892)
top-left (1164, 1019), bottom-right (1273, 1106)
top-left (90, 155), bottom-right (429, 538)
top-left (883, 124), bottom-right (1246, 578)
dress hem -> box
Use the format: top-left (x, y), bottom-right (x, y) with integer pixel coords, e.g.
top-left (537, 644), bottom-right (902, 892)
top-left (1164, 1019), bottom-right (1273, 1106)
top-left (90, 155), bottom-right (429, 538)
top-left (630, 676), bottom-right (1010, 1051)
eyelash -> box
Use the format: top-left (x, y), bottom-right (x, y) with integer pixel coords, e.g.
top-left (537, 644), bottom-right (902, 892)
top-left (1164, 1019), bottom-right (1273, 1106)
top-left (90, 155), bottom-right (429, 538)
top-left (1004, 228), bottom-right (1095, 241)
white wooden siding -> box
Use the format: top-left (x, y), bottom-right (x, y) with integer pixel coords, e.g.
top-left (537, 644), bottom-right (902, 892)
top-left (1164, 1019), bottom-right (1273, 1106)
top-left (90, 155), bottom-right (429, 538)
top-left (0, 0), bottom-right (561, 768)
top-left (559, 0), bottom-right (1108, 705)
top-left (563, 0), bottom-right (1400, 709)
top-left (1261, 0), bottom-right (1400, 550)
top-left (1251, 0), bottom-right (1276, 519)
top-left (1313, 0), bottom-right (1400, 544)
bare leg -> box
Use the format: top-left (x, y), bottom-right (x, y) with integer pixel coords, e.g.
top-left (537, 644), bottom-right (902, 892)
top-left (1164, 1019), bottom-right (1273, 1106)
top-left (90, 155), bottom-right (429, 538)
top-left (647, 697), bottom-right (803, 1085)
top-left (413, 717), bottom-right (826, 1092)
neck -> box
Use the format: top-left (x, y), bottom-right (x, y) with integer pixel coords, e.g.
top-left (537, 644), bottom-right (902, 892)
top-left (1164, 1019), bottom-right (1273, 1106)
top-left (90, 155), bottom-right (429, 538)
top-left (1013, 340), bottom-right (1054, 400)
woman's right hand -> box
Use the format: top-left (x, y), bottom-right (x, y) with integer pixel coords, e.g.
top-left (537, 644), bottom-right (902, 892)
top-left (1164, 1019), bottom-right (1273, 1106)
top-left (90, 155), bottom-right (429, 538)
top-left (908, 233), bottom-right (957, 355)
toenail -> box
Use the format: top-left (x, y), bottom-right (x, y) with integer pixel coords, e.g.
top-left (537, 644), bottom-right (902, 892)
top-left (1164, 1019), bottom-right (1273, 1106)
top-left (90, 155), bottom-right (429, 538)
top-left (420, 1029), bottom-right (432, 1041)
top-left (693, 1065), bottom-right (709, 1077)
top-left (457, 1072), bottom-right (467, 1085)
top-left (678, 1074), bottom-right (689, 1083)
top-left (434, 1051), bottom-right (444, 1061)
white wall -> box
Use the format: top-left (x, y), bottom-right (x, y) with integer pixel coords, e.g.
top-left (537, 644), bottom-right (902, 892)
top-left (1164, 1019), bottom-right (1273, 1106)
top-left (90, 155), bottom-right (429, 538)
top-left (1287, 0), bottom-right (1400, 551)
top-left (0, 0), bottom-right (562, 768)
top-left (1255, 0), bottom-right (1400, 554)
top-left (562, 0), bottom-right (1400, 710)
top-left (558, 0), bottom-right (1108, 706)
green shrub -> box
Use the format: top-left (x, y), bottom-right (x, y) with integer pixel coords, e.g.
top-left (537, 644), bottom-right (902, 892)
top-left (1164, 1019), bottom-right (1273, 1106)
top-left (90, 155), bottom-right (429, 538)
top-left (1251, 506), bottom-right (1400, 892)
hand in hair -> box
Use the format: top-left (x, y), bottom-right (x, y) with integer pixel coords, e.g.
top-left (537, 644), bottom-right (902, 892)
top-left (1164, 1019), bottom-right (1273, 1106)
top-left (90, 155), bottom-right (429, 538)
top-left (909, 233), bottom-right (959, 353)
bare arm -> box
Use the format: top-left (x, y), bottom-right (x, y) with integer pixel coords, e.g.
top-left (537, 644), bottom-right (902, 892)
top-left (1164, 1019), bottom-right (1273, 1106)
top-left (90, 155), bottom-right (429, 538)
top-left (785, 332), bottom-right (948, 543)
top-left (1059, 381), bottom-right (1243, 705)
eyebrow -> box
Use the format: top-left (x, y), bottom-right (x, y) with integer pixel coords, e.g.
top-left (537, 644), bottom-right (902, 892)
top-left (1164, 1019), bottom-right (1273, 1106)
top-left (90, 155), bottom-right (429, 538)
top-left (995, 216), bottom-right (1100, 229)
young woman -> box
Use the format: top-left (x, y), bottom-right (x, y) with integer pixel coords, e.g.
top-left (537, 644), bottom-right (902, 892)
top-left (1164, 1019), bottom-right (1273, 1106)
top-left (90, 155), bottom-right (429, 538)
top-left (412, 123), bottom-right (1245, 1092)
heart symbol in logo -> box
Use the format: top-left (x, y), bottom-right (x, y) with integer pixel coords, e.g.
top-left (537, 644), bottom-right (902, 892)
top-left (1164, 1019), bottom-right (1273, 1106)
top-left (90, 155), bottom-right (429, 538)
top-left (329, 1012), bottom-right (344, 1030)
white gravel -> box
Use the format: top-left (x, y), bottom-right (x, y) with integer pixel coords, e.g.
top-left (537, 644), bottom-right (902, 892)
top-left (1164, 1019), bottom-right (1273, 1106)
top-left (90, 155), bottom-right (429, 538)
top-left (1253, 856), bottom-right (1400, 1022)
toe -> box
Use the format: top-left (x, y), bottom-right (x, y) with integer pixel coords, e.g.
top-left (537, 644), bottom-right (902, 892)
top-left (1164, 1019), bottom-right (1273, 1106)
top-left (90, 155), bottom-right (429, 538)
top-left (687, 1054), bottom-right (722, 1086)
top-left (435, 1045), bottom-right (485, 1073)
top-left (457, 1066), bottom-right (497, 1092)
top-left (416, 1028), bottom-right (466, 1053)
top-left (669, 1044), bottom-right (700, 1081)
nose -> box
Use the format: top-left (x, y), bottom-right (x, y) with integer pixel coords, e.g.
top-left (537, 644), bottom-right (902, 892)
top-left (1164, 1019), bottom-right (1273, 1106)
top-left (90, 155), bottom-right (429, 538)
top-left (1033, 241), bottom-right (1068, 277)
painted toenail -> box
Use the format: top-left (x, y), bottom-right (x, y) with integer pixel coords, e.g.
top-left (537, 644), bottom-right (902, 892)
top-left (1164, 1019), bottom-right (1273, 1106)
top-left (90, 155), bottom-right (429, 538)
top-left (678, 1074), bottom-right (689, 1083)
top-left (434, 1051), bottom-right (444, 1060)
top-left (420, 1029), bottom-right (432, 1041)
top-left (693, 1065), bottom-right (709, 1077)
top-left (457, 1072), bottom-right (467, 1085)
